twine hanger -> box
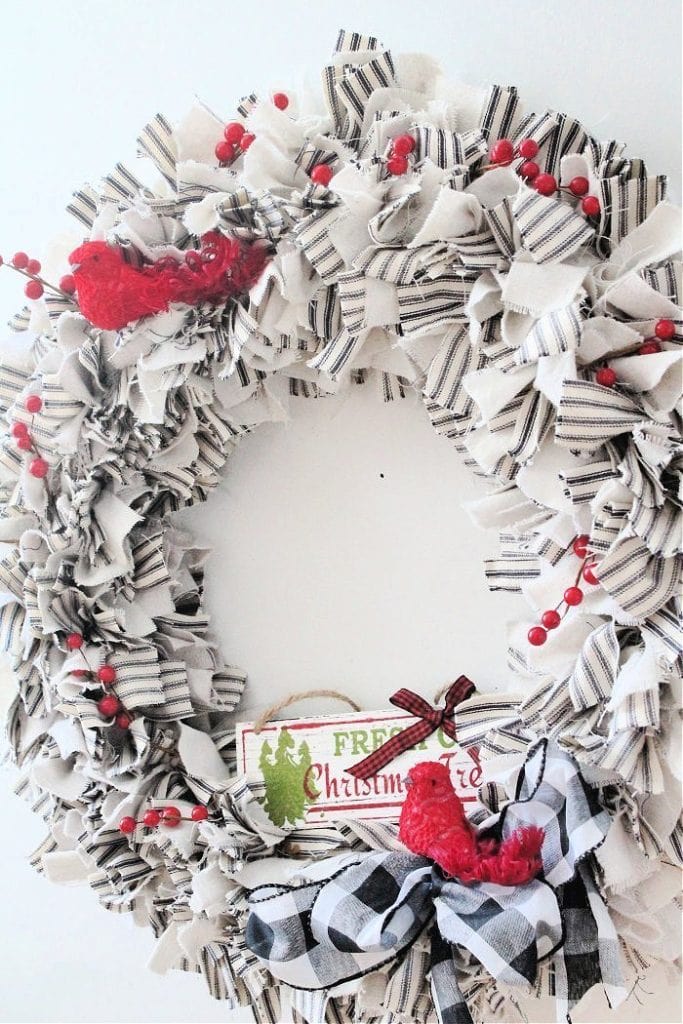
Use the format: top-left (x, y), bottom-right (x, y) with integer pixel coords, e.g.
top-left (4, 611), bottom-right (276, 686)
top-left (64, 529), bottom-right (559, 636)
top-left (251, 679), bottom-right (468, 733)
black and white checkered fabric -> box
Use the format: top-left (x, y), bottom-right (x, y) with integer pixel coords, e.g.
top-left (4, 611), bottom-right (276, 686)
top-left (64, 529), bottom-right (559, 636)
top-left (246, 740), bottom-right (625, 1023)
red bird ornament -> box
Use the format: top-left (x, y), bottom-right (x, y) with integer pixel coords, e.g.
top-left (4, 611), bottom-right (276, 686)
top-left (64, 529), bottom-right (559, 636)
top-left (68, 231), bottom-right (268, 331)
top-left (399, 761), bottom-right (544, 886)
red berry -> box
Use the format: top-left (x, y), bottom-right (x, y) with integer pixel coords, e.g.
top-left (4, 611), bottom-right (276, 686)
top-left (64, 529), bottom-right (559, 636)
top-left (386, 154), bottom-right (409, 175)
top-left (25, 395), bottom-right (42, 413)
top-left (241, 133), bottom-right (255, 151)
top-left (581, 195), bottom-right (601, 217)
top-left (519, 160), bottom-right (539, 180)
top-left (97, 664), bottom-right (116, 685)
top-left (97, 694), bottom-right (121, 717)
top-left (655, 318), bottom-right (675, 340)
top-left (224, 121), bottom-right (245, 145)
top-left (310, 164), bottom-right (333, 187)
top-left (596, 367), bottom-right (617, 387)
top-left (541, 609), bottom-right (562, 630)
top-left (533, 173), bottom-right (557, 196)
top-left (272, 92), bottom-right (289, 110)
top-left (582, 563), bottom-right (600, 585)
top-left (568, 176), bottom-right (590, 197)
top-left (25, 281), bottom-right (44, 300)
top-left (490, 139), bottom-right (515, 165)
top-left (517, 138), bottom-right (539, 159)
top-left (161, 806), bottom-right (182, 827)
top-left (119, 816), bottom-right (137, 835)
top-left (11, 421), bottom-right (28, 438)
top-left (29, 457), bottom-right (49, 478)
top-left (639, 340), bottom-right (661, 355)
top-left (215, 140), bottom-right (234, 164)
top-left (573, 535), bottom-right (590, 558)
top-left (26, 258), bottom-right (41, 275)
top-left (528, 626), bottom-right (547, 647)
top-left (392, 133), bottom-right (415, 157)
top-left (115, 712), bottom-right (132, 730)
top-left (143, 809), bottom-right (161, 827)
top-left (191, 805), bottom-right (209, 822)
top-left (71, 669), bottom-right (89, 678)
top-left (12, 252), bottom-right (29, 270)
top-left (564, 586), bottom-right (584, 606)
top-left (66, 632), bottom-right (84, 650)
top-left (16, 435), bottom-right (31, 450)
top-left (0, 255), bottom-right (3, 266)
top-left (59, 274), bottom-right (76, 294)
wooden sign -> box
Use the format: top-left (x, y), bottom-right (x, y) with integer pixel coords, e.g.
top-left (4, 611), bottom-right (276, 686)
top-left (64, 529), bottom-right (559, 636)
top-left (236, 709), bottom-right (481, 827)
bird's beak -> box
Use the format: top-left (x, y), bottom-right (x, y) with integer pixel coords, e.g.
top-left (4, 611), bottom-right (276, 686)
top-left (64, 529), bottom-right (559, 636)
top-left (69, 262), bottom-right (80, 271)
top-left (403, 775), bottom-right (412, 787)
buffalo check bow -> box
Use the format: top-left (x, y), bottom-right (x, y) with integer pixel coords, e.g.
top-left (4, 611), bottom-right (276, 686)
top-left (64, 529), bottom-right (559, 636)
top-left (245, 741), bottom-right (626, 1024)
top-left (345, 675), bottom-right (477, 780)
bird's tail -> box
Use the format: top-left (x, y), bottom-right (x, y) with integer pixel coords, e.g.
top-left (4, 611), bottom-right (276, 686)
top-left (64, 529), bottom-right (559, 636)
top-left (475, 826), bottom-right (545, 886)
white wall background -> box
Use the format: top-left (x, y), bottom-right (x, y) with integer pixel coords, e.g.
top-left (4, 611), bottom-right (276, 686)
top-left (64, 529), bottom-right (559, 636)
top-left (0, 2), bottom-right (680, 1022)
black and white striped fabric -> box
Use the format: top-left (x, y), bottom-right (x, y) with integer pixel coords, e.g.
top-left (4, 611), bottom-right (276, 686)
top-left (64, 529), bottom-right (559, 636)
top-left (246, 741), bottom-right (623, 1023)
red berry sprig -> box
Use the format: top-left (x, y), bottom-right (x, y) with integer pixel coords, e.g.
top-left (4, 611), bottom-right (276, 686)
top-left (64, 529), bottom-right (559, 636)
top-left (486, 139), bottom-right (602, 214)
top-left (0, 251), bottom-right (77, 301)
top-left (486, 138), bottom-right (562, 198)
top-left (564, 177), bottom-right (600, 216)
top-left (67, 643), bottom-right (134, 730)
top-left (214, 121), bottom-right (255, 166)
top-left (385, 133), bottom-right (415, 176)
top-left (214, 92), bottom-right (291, 166)
top-left (527, 534), bottom-right (600, 646)
top-left (487, 136), bottom-right (548, 184)
top-left (10, 393), bottom-right (51, 477)
top-left (119, 803), bottom-right (211, 834)
top-left (591, 318), bottom-right (675, 387)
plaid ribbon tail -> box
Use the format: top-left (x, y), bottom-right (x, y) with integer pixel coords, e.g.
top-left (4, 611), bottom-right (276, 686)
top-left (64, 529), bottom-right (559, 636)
top-left (429, 925), bottom-right (474, 1024)
top-left (345, 676), bottom-right (476, 780)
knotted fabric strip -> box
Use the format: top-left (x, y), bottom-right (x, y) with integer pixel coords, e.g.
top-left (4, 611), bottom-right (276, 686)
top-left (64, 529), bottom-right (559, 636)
top-left (345, 675), bottom-right (476, 779)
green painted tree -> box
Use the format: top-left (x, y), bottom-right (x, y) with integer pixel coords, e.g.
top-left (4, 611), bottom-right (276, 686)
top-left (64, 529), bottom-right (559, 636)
top-left (259, 729), bottom-right (319, 827)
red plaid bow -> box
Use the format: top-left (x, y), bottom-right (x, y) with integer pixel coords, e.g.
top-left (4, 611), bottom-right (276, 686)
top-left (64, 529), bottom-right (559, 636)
top-left (345, 675), bottom-right (476, 780)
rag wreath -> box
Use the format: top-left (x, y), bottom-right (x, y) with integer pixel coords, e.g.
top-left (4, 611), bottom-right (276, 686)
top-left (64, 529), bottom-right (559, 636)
top-left (0, 26), bottom-right (680, 1024)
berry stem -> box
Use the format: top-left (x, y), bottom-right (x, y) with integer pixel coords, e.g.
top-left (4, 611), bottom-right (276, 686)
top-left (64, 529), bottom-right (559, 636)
top-left (132, 815), bottom-right (213, 828)
top-left (1, 261), bottom-right (74, 300)
top-left (590, 339), bottom-right (664, 362)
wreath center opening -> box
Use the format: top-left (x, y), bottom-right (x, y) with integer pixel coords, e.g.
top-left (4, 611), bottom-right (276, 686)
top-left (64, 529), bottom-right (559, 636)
top-left (174, 384), bottom-right (520, 717)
